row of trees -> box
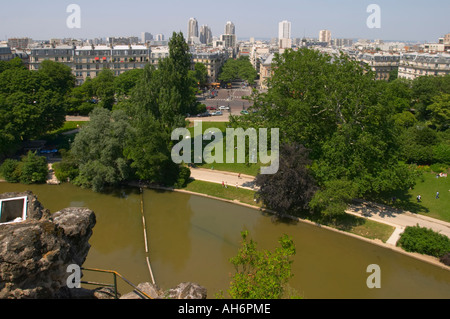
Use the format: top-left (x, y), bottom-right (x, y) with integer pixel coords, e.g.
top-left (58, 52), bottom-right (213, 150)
top-left (231, 48), bottom-right (449, 221)
top-left (55, 32), bottom-right (196, 192)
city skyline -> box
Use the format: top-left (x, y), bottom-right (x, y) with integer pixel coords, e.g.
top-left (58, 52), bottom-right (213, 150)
top-left (0, 0), bottom-right (449, 42)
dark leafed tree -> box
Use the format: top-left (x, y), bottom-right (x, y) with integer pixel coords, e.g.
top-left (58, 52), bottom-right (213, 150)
top-left (255, 143), bottom-right (318, 216)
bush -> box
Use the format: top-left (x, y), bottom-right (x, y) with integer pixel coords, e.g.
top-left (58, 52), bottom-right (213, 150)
top-left (174, 166), bottom-right (191, 188)
top-left (0, 152), bottom-right (48, 184)
top-left (0, 159), bottom-right (21, 183)
top-left (430, 163), bottom-right (447, 174)
top-left (18, 151), bottom-right (49, 184)
top-left (53, 149), bottom-right (79, 183)
top-left (397, 225), bottom-right (450, 258)
top-left (440, 253), bottom-right (450, 266)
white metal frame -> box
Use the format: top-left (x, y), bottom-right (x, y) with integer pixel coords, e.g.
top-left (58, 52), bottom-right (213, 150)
top-left (0, 196), bottom-right (28, 225)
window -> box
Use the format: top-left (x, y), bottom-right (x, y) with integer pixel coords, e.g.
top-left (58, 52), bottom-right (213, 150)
top-left (0, 196), bottom-right (28, 224)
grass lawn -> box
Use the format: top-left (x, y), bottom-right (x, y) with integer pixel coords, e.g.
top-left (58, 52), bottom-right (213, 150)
top-left (183, 179), bottom-right (260, 207)
top-left (387, 171), bottom-right (450, 223)
top-left (186, 121), bottom-right (262, 176)
top-left (182, 179), bottom-right (395, 243)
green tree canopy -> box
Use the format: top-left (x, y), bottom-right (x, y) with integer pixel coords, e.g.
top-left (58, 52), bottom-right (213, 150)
top-left (70, 107), bottom-right (131, 192)
top-left (219, 56), bottom-right (258, 85)
top-left (225, 231), bottom-right (297, 299)
top-left (233, 48), bottom-right (417, 199)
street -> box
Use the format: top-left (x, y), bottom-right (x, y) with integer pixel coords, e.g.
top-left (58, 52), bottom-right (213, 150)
top-left (190, 81), bottom-right (255, 121)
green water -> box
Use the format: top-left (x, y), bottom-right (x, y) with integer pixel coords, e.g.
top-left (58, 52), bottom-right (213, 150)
top-left (1, 182), bottom-right (449, 299)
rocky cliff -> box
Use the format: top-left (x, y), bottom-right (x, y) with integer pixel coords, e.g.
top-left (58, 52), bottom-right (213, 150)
top-left (0, 192), bottom-right (96, 299)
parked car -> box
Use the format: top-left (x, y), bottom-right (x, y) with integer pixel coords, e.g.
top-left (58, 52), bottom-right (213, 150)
top-left (219, 106), bottom-right (230, 111)
top-left (206, 106), bottom-right (217, 111)
top-left (212, 111), bottom-right (223, 116)
top-left (241, 110), bottom-right (249, 115)
top-left (197, 112), bottom-right (211, 117)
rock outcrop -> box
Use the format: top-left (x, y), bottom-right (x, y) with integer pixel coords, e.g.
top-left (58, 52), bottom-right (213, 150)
top-left (0, 192), bottom-right (96, 299)
top-left (120, 282), bottom-right (207, 299)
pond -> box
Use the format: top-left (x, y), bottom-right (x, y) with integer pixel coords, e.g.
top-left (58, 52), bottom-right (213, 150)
top-left (0, 182), bottom-right (449, 299)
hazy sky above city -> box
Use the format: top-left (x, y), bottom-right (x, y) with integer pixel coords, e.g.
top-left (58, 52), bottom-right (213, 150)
top-left (1, 0), bottom-right (448, 42)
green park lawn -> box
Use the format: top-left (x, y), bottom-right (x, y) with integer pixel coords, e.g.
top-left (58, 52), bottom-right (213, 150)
top-left (187, 121), bottom-right (261, 176)
top-left (389, 171), bottom-right (450, 223)
top-left (182, 179), bottom-right (395, 243)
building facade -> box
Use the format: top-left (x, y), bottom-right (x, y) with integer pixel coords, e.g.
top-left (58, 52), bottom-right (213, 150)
top-left (188, 18), bottom-right (199, 44)
top-left (200, 25), bottom-right (213, 45)
top-left (191, 52), bottom-right (227, 84)
top-left (28, 43), bottom-right (227, 85)
top-left (358, 53), bottom-right (400, 81)
top-left (398, 53), bottom-right (450, 80)
top-left (278, 20), bottom-right (292, 49)
top-left (225, 21), bottom-right (235, 36)
top-left (0, 46), bottom-right (14, 62)
top-left (319, 30), bottom-right (331, 45)
top-left (29, 44), bottom-right (151, 85)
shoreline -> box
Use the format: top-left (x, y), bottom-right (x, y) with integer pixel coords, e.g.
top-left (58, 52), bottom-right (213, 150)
top-left (136, 182), bottom-right (450, 272)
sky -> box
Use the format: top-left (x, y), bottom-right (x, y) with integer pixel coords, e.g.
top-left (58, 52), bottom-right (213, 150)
top-left (0, 0), bottom-right (449, 42)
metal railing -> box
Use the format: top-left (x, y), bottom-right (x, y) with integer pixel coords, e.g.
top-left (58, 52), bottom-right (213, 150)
top-left (81, 267), bottom-right (153, 299)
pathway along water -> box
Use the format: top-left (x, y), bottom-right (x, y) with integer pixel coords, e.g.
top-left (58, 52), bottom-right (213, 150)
top-left (0, 182), bottom-right (449, 299)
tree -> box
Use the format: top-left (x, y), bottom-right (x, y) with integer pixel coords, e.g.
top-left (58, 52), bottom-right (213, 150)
top-left (0, 61), bottom-right (70, 156)
top-left (37, 60), bottom-right (76, 95)
top-left (427, 93), bottom-right (450, 131)
top-left (70, 107), bottom-right (131, 192)
top-left (255, 143), bottom-right (318, 216)
top-left (309, 179), bottom-right (358, 220)
top-left (124, 32), bottom-right (198, 186)
top-left (235, 48), bottom-right (416, 198)
top-left (191, 62), bottom-right (208, 88)
top-left (225, 231), bottom-right (297, 299)
top-left (91, 69), bottom-right (116, 110)
top-left (66, 78), bottom-right (97, 115)
top-left (219, 57), bottom-right (257, 85)
top-left (114, 68), bottom-right (144, 99)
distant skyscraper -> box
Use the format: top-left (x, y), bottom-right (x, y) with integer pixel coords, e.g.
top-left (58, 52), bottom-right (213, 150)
top-left (278, 20), bottom-right (292, 49)
top-left (141, 32), bottom-right (153, 43)
top-left (319, 30), bottom-right (332, 45)
top-left (155, 34), bottom-right (165, 41)
top-left (188, 18), bottom-right (199, 44)
top-left (200, 25), bottom-right (213, 45)
top-left (225, 21), bottom-right (235, 35)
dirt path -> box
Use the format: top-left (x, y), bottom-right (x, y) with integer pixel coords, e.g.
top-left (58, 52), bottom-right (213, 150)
top-left (189, 167), bottom-right (258, 190)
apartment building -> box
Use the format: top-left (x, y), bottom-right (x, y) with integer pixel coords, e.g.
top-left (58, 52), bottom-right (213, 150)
top-left (191, 52), bottom-right (227, 84)
top-left (29, 44), bottom-right (151, 85)
top-left (358, 53), bottom-right (400, 81)
top-left (29, 44), bottom-right (75, 70)
top-left (28, 43), bottom-right (227, 85)
top-left (0, 46), bottom-right (14, 62)
top-left (398, 53), bottom-right (450, 80)
top-left (259, 53), bottom-right (275, 90)
top-left (74, 45), bottom-right (150, 83)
